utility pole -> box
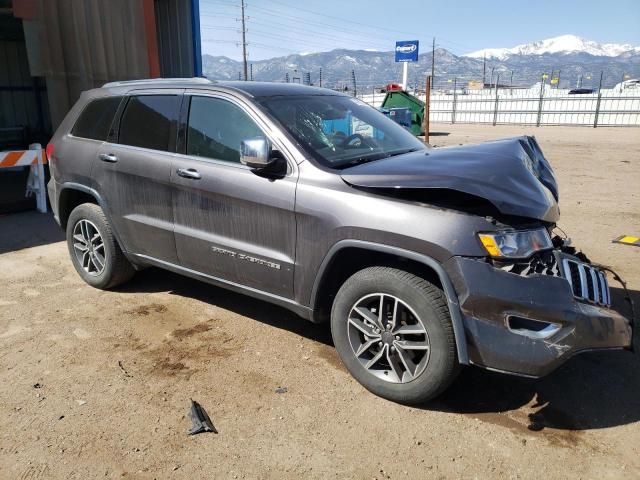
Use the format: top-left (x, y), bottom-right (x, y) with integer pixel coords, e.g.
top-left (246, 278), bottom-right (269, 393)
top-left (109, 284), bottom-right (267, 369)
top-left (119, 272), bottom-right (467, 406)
top-left (319, 68), bottom-right (322, 87)
top-left (489, 67), bottom-right (495, 93)
top-left (423, 75), bottom-right (431, 143)
top-left (240, 0), bottom-right (248, 81)
top-left (351, 70), bottom-right (357, 97)
top-left (482, 53), bottom-right (486, 85)
top-left (431, 37), bottom-right (435, 80)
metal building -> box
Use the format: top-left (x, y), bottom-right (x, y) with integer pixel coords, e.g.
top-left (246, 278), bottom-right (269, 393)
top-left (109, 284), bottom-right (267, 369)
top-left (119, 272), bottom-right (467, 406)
top-left (1, 0), bottom-right (202, 212)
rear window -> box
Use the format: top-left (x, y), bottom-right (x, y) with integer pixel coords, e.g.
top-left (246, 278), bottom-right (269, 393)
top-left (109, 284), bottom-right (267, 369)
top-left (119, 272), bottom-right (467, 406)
top-left (118, 95), bottom-right (180, 151)
top-left (71, 97), bottom-right (122, 141)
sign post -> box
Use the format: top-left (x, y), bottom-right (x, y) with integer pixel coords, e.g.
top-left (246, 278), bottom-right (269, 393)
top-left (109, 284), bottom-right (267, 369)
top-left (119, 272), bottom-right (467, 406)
top-left (395, 40), bottom-right (419, 91)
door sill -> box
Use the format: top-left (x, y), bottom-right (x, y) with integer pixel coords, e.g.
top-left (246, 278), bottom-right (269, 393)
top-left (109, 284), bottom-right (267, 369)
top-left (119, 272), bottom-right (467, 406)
top-left (132, 254), bottom-right (313, 320)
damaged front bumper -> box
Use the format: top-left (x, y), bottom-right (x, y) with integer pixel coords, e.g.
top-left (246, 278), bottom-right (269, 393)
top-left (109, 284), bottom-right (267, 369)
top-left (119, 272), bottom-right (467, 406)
top-left (444, 254), bottom-right (633, 378)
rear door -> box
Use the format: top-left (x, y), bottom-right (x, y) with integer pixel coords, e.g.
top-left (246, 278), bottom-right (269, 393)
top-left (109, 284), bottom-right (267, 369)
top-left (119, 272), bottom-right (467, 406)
top-left (171, 92), bottom-right (298, 298)
top-left (92, 90), bottom-right (182, 263)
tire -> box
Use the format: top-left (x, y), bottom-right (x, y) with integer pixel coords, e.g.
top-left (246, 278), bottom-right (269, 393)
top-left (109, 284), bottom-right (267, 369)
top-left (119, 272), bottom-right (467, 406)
top-left (331, 266), bottom-right (459, 404)
top-left (66, 203), bottom-right (135, 289)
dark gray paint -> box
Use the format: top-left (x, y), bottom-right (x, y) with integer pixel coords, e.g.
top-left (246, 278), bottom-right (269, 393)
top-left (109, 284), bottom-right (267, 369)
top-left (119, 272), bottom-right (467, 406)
top-left (171, 154), bottom-right (297, 298)
top-left (47, 79), bottom-right (632, 379)
top-left (444, 256), bottom-right (632, 377)
top-left (93, 141), bottom-right (178, 263)
top-left (341, 136), bottom-right (560, 223)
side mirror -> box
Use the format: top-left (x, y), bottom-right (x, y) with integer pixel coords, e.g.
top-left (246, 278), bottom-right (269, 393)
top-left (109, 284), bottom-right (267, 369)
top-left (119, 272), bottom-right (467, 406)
top-left (240, 137), bottom-right (273, 169)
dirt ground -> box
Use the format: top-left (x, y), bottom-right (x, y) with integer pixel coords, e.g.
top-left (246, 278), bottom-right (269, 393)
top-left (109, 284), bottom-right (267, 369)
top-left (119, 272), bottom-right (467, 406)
top-left (1, 124), bottom-right (639, 480)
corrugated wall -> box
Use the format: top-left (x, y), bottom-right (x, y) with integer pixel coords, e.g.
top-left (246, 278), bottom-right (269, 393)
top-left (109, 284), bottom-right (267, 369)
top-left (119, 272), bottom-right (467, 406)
top-left (0, 7), bottom-right (50, 147)
top-left (17, 0), bottom-right (152, 129)
top-left (0, 40), bottom-right (50, 145)
top-left (155, 0), bottom-right (198, 78)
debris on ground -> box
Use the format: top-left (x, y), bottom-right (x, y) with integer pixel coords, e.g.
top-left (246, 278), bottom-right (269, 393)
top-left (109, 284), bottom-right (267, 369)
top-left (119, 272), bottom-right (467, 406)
top-left (187, 400), bottom-right (217, 435)
top-left (275, 387), bottom-right (288, 394)
top-left (33, 383), bottom-right (43, 389)
top-left (118, 361), bottom-right (133, 378)
top-left (613, 235), bottom-right (640, 247)
top-left (75, 399), bottom-right (87, 406)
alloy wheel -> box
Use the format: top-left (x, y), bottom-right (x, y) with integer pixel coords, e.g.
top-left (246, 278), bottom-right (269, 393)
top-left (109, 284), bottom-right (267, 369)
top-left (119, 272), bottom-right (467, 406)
top-left (72, 219), bottom-right (106, 276)
top-left (347, 293), bottom-right (430, 383)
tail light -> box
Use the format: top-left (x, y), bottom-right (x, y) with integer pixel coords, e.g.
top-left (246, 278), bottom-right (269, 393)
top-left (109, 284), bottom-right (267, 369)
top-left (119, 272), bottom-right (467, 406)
top-left (46, 143), bottom-right (55, 161)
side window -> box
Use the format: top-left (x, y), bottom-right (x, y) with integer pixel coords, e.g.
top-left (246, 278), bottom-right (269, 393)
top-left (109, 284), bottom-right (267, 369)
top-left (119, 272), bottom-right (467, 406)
top-left (187, 96), bottom-right (263, 163)
top-left (118, 95), bottom-right (180, 151)
top-left (71, 97), bottom-right (122, 141)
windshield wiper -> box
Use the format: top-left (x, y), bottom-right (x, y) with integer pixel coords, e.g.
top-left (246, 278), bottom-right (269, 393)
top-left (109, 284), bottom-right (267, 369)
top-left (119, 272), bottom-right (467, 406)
top-left (384, 147), bottom-right (421, 158)
top-left (336, 147), bottom-right (422, 168)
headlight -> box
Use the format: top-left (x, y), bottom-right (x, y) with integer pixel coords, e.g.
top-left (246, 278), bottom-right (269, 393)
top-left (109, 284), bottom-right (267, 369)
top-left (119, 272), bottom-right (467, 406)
top-left (478, 228), bottom-right (552, 259)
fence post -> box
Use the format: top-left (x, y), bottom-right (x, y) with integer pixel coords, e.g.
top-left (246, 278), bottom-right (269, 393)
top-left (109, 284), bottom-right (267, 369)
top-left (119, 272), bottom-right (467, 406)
top-left (452, 77), bottom-right (457, 124)
top-left (423, 75), bottom-right (431, 143)
top-left (492, 74), bottom-right (500, 126)
top-left (536, 74), bottom-right (545, 127)
top-left (26, 143), bottom-right (47, 213)
top-left (593, 71), bottom-right (604, 128)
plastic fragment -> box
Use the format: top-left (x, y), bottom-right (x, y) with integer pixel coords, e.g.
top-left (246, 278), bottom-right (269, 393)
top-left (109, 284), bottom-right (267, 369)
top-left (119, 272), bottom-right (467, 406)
top-left (188, 399), bottom-right (217, 435)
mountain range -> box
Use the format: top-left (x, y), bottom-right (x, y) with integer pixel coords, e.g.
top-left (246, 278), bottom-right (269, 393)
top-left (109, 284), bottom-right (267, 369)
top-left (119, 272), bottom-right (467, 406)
top-left (202, 35), bottom-right (640, 90)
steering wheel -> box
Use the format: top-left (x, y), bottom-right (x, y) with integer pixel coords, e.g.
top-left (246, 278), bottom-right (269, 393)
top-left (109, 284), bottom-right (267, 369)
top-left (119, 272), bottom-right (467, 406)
top-left (341, 133), bottom-right (366, 149)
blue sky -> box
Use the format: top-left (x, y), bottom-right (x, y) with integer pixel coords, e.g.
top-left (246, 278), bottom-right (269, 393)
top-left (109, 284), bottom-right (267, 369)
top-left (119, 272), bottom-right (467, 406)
top-left (199, 0), bottom-right (640, 60)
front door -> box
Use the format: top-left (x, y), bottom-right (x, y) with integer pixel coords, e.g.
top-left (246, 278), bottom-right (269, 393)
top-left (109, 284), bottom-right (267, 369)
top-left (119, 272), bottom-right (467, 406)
top-left (171, 93), bottom-right (297, 298)
top-left (92, 92), bottom-right (182, 263)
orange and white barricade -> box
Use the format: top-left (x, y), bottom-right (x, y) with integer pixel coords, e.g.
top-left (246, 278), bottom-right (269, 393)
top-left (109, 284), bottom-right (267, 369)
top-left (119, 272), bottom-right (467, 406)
top-left (0, 144), bottom-right (48, 213)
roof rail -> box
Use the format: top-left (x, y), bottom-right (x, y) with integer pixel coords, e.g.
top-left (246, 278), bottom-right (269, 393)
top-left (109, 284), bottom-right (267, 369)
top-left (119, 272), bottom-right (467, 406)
top-left (102, 77), bottom-right (214, 88)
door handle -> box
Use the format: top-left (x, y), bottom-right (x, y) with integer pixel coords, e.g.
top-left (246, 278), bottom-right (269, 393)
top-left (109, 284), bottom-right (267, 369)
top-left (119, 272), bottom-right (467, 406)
top-left (177, 168), bottom-right (202, 180)
top-left (99, 153), bottom-right (118, 163)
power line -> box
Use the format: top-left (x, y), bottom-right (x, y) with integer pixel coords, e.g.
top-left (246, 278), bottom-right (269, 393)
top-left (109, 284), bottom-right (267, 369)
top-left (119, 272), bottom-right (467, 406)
top-left (243, 0), bottom-right (477, 53)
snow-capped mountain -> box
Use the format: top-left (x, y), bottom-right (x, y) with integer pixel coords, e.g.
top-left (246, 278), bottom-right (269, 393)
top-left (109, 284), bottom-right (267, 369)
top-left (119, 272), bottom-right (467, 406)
top-left (202, 35), bottom-right (640, 89)
top-left (465, 35), bottom-right (640, 60)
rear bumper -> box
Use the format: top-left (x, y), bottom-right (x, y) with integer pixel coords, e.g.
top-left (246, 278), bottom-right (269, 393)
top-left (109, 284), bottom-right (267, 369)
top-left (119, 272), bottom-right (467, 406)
top-left (47, 178), bottom-right (61, 226)
top-left (444, 256), bottom-right (633, 378)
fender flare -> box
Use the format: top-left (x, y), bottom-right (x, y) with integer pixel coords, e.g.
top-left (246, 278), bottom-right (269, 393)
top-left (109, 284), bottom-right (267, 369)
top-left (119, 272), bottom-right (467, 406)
top-left (59, 182), bottom-right (130, 257)
top-left (310, 239), bottom-right (469, 365)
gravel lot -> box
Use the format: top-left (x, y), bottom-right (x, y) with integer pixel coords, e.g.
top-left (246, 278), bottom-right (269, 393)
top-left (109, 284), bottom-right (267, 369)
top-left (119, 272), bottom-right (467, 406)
top-left (1, 124), bottom-right (638, 479)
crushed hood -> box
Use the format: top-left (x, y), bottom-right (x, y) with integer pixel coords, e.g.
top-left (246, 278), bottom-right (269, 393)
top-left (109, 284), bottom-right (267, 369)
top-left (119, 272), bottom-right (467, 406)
top-left (340, 136), bottom-right (560, 222)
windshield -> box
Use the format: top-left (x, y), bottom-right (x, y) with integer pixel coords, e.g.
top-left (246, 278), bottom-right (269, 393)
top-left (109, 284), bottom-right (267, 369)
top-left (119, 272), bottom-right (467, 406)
top-left (258, 95), bottom-right (427, 169)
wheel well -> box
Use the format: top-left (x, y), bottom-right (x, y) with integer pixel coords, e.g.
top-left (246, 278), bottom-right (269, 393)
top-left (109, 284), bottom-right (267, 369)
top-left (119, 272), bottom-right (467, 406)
top-left (58, 188), bottom-right (98, 229)
top-left (311, 247), bottom-right (444, 323)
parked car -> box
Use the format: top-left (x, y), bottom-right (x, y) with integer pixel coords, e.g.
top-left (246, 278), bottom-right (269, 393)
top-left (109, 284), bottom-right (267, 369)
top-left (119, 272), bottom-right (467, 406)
top-left (568, 88), bottom-right (595, 94)
top-left (47, 79), bottom-right (633, 404)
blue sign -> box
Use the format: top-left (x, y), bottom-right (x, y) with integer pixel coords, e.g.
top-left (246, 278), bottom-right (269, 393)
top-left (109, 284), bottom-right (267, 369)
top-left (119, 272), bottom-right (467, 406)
top-left (395, 40), bottom-right (419, 62)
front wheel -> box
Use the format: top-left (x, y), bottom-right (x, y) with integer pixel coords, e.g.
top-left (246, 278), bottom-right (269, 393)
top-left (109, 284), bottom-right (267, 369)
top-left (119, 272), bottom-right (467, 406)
top-left (331, 267), bottom-right (459, 404)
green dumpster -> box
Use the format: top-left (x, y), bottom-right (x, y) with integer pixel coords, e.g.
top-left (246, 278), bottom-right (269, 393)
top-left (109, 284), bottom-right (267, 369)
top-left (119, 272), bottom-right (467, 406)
top-left (381, 90), bottom-right (424, 136)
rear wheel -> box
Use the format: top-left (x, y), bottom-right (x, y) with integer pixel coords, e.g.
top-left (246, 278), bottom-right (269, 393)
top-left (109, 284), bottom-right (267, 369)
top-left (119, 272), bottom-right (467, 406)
top-left (66, 203), bottom-right (134, 289)
top-left (331, 267), bottom-right (459, 404)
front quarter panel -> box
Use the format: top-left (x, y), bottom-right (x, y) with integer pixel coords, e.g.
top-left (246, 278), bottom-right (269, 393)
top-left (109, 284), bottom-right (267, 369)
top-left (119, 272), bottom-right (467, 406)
top-left (294, 160), bottom-right (495, 305)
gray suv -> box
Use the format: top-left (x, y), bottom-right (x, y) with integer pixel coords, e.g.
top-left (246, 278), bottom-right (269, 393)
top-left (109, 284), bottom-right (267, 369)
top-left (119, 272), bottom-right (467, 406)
top-left (47, 78), bottom-right (632, 404)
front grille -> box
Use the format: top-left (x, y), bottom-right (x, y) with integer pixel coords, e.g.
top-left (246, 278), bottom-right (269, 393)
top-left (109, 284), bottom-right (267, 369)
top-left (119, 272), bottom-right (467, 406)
top-left (561, 257), bottom-right (610, 306)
